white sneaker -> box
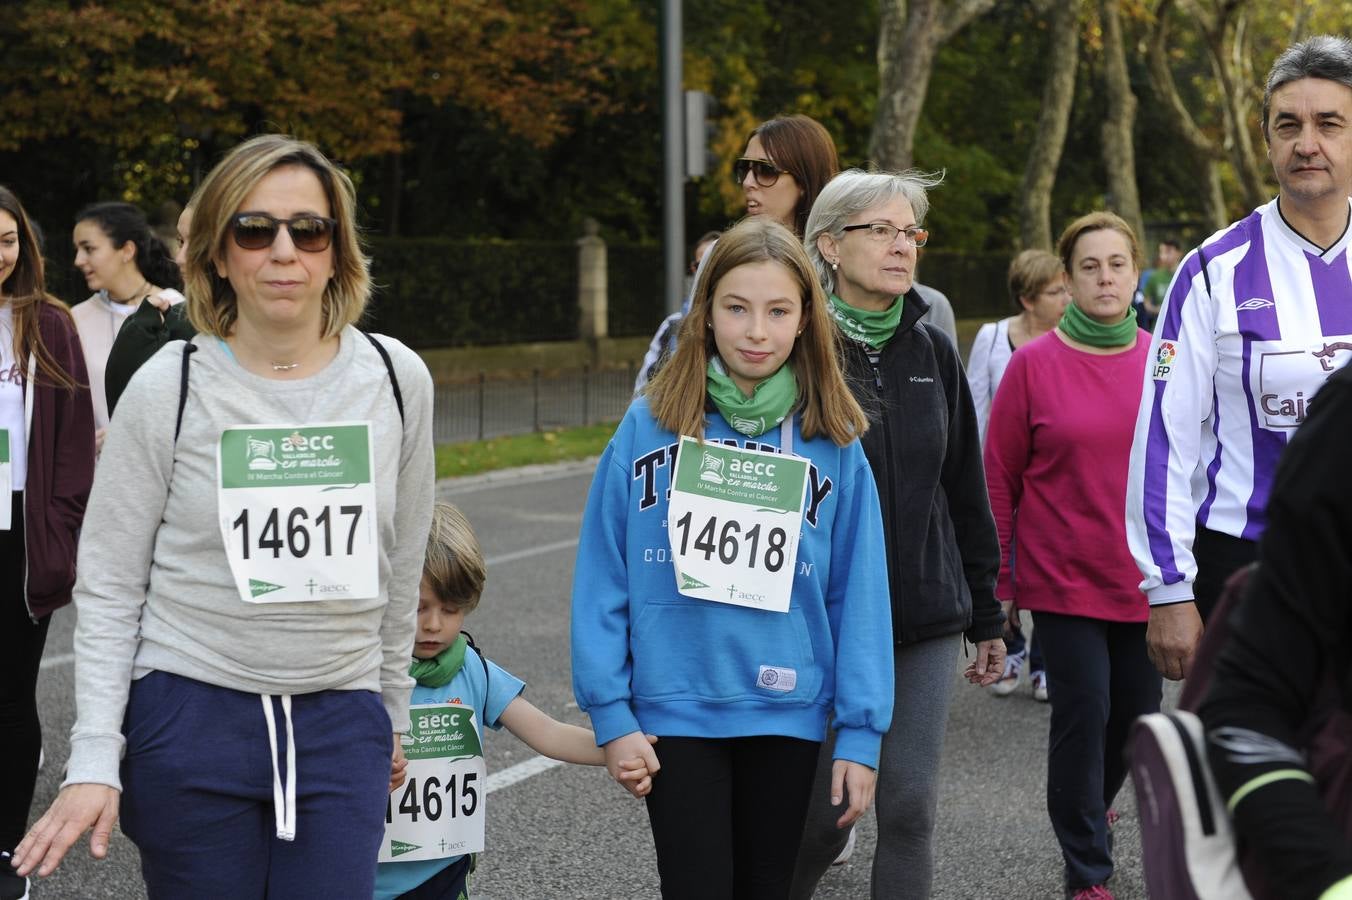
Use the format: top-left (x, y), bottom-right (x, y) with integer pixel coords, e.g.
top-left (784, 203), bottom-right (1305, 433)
top-left (988, 650), bottom-right (1026, 697)
top-left (1031, 670), bottom-right (1049, 702)
top-left (831, 825), bottom-right (857, 865)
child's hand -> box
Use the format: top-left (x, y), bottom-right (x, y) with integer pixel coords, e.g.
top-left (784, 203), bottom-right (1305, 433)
top-left (615, 736), bottom-right (660, 796)
top-left (389, 733), bottom-right (408, 793)
top-left (604, 732), bottom-right (659, 799)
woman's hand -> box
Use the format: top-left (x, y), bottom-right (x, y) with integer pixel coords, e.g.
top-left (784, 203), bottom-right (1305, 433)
top-left (94, 427), bottom-right (108, 456)
top-left (604, 731), bottom-right (660, 799)
top-left (12, 783), bottom-right (120, 877)
top-left (389, 732), bottom-right (408, 793)
top-left (1000, 599), bottom-right (1017, 640)
top-left (831, 760), bottom-right (876, 828)
top-left (964, 638), bottom-right (1007, 687)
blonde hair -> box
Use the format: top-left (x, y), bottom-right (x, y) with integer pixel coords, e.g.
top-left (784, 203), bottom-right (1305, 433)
top-left (1007, 249), bottom-right (1065, 311)
top-left (184, 134), bottom-right (370, 338)
top-left (423, 502), bottom-right (486, 613)
top-left (647, 217), bottom-right (868, 446)
top-left (1056, 211), bottom-right (1143, 273)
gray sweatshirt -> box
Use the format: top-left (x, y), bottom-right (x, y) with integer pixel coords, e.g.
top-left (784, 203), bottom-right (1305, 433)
top-left (66, 328), bottom-right (435, 789)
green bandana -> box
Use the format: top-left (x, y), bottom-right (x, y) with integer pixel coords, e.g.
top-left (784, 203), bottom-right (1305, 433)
top-left (705, 357), bottom-right (798, 436)
top-left (829, 293), bottom-right (904, 349)
top-left (1058, 301), bottom-right (1139, 348)
top-left (408, 634), bottom-right (467, 688)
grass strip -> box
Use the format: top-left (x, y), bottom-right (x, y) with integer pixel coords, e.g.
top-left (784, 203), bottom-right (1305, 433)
top-left (435, 422), bottom-right (618, 479)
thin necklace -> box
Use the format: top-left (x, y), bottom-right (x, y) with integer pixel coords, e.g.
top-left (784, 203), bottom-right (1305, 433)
top-left (107, 280), bottom-right (150, 304)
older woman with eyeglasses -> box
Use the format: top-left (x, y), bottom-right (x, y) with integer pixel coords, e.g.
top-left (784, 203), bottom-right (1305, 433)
top-left (14, 135), bottom-right (435, 897)
top-left (791, 170), bottom-right (1004, 900)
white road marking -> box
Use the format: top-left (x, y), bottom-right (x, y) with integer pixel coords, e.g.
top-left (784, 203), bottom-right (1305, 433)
top-left (485, 538), bottom-right (578, 567)
top-left (485, 755), bottom-right (564, 794)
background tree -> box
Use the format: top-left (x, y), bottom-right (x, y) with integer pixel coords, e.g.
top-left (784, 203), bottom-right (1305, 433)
top-left (1098, 0), bottom-right (1145, 239)
top-left (870, 0), bottom-right (999, 171)
top-left (1019, 0), bottom-right (1083, 250)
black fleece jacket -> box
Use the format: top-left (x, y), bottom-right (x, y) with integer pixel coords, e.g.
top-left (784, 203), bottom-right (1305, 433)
top-left (838, 290), bottom-right (1003, 646)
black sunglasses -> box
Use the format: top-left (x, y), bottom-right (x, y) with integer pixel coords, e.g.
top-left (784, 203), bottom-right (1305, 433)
top-left (733, 157), bottom-right (787, 188)
top-left (230, 213), bottom-right (337, 252)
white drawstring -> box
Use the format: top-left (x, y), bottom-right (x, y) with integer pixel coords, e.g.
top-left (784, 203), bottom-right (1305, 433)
top-left (260, 694), bottom-right (298, 841)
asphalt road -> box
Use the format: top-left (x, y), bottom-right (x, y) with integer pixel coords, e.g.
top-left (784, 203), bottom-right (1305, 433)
top-left (28, 460), bottom-right (1178, 899)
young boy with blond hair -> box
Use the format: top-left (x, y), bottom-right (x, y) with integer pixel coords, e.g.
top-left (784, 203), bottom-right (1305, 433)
top-left (375, 502), bottom-right (652, 900)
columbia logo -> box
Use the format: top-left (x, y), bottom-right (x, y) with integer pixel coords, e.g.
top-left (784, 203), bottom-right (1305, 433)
top-left (909, 376), bottom-right (935, 383)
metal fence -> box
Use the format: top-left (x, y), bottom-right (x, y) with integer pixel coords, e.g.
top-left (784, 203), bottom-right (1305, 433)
top-left (431, 364), bottom-right (639, 444)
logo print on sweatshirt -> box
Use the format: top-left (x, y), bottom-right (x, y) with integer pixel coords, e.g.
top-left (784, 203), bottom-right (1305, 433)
top-left (1235, 297), bottom-right (1275, 312)
top-left (633, 440), bottom-right (833, 526)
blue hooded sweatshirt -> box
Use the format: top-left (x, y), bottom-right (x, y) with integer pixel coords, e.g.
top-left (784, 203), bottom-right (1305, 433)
top-left (570, 397), bottom-right (894, 768)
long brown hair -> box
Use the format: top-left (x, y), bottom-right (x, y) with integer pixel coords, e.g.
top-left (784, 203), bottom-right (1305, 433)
top-left (0, 186), bottom-right (79, 389)
top-left (647, 217), bottom-right (868, 446)
top-left (749, 115), bottom-right (840, 238)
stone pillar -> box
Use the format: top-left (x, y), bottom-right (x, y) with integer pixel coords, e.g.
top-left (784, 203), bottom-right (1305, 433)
top-left (577, 218), bottom-right (607, 343)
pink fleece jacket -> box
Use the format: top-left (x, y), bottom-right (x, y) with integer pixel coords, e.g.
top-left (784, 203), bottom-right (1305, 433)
top-left (982, 329), bottom-right (1149, 622)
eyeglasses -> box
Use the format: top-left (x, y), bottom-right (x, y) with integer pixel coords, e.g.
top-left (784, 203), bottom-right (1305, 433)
top-left (733, 158), bottom-right (787, 188)
top-left (230, 213), bottom-right (337, 252)
top-left (841, 222), bottom-right (929, 248)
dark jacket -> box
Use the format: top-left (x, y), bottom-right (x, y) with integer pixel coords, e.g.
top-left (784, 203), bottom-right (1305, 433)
top-left (839, 290), bottom-right (1003, 646)
top-left (105, 300), bottom-right (196, 418)
top-left (25, 302), bottom-right (96, 619)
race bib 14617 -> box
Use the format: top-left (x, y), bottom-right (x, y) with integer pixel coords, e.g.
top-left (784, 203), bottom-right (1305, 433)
top-left (216, 423), bottom-right (378, 604)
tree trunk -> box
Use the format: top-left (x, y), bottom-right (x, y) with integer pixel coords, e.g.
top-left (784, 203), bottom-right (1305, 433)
top-left (1145, 0), bottom-right (1227, 230)
top-left (1204, 5), bottom-right (1268, 210)
top-left (1019, 0), bottom-right (1081, 251)
top-left (1099, 0), bottom-right (1145, 240)
top-left (870, 0), bottom-right (998, 170)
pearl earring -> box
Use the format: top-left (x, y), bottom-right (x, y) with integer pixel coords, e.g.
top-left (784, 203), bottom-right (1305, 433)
top-left (831, 261), bottom-right (839, 272)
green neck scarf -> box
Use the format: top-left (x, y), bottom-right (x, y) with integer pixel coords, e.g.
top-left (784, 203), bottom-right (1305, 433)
top-left (408, 634), bottom-right (467, 688)
top-left (705, 357), bottom-right (798, 436)
top-left (829, 293), bottom-right (904, 349)
top-left (1059, 301), bottom-right (1138, 348)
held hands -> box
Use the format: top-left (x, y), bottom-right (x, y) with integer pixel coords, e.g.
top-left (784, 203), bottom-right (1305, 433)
top-left (603, 731), bottom-right (661, 799)
top-left (830, 760), bottom-right (877, 829)
top-left (964, 638), bottom-right (1007, 687)
top-left (12, 783), bottom-right (120, 878)
top-left (1147, 602), bottom-right (1203, 681)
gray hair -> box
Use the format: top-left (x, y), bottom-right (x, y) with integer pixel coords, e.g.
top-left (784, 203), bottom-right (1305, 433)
top-left (1262, 35), bottom-right (1352, 141)
top-left (804, 168), bottom-right (944, 293)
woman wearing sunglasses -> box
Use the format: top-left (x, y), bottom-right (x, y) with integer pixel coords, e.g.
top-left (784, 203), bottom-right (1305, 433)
top-left (735, 114), bottom-right (838, 239)
top-left (70, 202), bottom-right (183, 453)
top-left (792, 170), bottom-right (1005, 900)
top-left (14, 134), bottom-right (435, 897)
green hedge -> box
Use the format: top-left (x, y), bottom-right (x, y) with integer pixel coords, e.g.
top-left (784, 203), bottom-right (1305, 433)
top-left (365, 238), bottom-right (664, 349)
top-left (44, 236), bottom-right (1005, 349)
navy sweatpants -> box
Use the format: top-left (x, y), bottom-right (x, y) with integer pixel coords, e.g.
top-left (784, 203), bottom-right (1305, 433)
top-left (120, 671), bottom-right (392, 900)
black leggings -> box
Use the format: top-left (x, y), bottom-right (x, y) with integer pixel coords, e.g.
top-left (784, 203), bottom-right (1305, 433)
top-left (1, 491), bottom-right (50, 852)
top-left (644, 735), bottom-right (820, 900)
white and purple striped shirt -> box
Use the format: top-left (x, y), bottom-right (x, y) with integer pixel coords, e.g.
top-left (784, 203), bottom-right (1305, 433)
top-left (1127, 198), bottom-right (1352, 605)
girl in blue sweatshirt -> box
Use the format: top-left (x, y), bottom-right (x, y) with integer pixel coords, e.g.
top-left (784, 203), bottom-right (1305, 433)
top-left (571, 217), bottom-right (895, 899)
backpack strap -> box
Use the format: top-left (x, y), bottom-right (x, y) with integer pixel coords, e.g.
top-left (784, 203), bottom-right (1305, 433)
top-left (460, 629), bottom-right (491, 685)
top-left (175, 341), bottom-right (197, 443)
top-left (362, 331), bottom-right (404, 425)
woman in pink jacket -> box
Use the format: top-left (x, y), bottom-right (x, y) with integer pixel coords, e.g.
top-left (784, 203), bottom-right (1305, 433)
top-left (983, 212), bottom-right (1161, 900)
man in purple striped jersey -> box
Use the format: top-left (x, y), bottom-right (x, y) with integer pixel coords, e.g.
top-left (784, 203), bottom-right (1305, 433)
top-left (1126, 35), bottom-right (1352, 682)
